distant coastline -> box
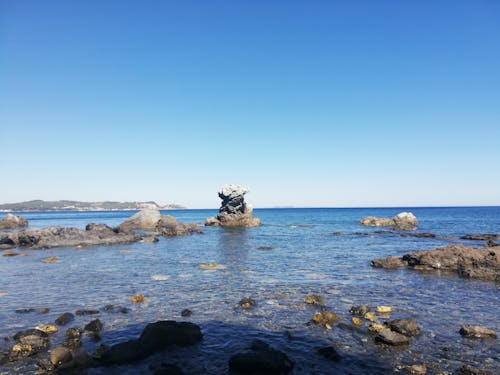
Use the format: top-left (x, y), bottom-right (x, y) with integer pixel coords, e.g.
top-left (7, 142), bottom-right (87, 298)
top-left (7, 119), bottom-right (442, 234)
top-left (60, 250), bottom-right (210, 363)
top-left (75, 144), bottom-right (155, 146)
top-left (0, 200), bottom-right (186, 212)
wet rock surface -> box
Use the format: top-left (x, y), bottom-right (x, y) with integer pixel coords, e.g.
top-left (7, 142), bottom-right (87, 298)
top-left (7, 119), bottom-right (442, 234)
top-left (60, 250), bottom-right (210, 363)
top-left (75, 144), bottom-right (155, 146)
top-left (229, 340), bottom-right (294, 374)
top-left (55, 312), bottom-right (75, 326)
top-left (156, 215), bottom-right (202, 236)
top-left (385, 319), bottom-right (421, 337)
top-left (372, 244), bottom-right (500, 282)
top-left (459, 325), bottom-right (497, 339)
top-left (205, 184), bottom-right (261, 227)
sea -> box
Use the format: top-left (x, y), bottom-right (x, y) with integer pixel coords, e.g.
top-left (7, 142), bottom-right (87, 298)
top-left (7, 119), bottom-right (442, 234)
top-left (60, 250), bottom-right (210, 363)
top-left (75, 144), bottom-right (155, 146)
top-left (0, 207), bottom-right (499, 374)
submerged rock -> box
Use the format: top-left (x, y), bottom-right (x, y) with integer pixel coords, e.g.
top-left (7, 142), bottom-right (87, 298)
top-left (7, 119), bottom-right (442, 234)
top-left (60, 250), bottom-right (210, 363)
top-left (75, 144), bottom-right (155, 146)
top-left (97, 320), bottom-right (202, 365)
top-left (374, 327), bottom-right (410, 346)
top-left (372, 245), bottom-right (500, 282)
top-left (55, 312), bottom-right (75, 326)
top-left (239, 297), bottom-right (257, 310)
top-left (205, 184), bottom-right (261, 227)
top-left (0, 213), bottom-right (28, 230)
top-left (12, 329), bottom-right (50, 357)
top-left (385, 319), bottom-right (421, 337)
top-left (318, 346), bottom-right (341, 362)
top-left (50, 346), bottom-right (73, 367)
top-left (229, 340), bottom-right (293, 374)
top-left (459, 325), bottom-right (497, 339)
top-left (349, 305), bottom-right (371, 316)
top-left (304, 294), bottom-right (324, 306)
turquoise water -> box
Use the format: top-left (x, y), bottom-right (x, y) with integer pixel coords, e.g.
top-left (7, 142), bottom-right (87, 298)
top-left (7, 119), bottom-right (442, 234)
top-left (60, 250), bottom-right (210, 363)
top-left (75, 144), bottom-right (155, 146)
top-left (0, 207), bottom-right (499, 374)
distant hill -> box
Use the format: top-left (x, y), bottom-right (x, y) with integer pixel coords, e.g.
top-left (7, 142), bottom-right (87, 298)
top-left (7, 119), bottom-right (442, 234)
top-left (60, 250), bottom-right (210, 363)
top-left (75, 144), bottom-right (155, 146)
top-left (0, 200), bottom-right (186, 212)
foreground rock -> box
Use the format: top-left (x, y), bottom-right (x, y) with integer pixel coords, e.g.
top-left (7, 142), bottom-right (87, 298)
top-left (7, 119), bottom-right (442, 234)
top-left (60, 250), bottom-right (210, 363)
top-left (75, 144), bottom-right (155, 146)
top-left (360, 212), bottom-right (418, 231)
top-left (229, 340), bottom-right (293, 374)
top-left (97, 320), bottom-right (202, 365)
top-left (372, 244), bottom-right (500, 282)
top-left (0, 224), bottom-right (139, 249)
top-left (156, 215), bottom-right (202, 236)
top-left (0, 214), bottom-right (28, 229)
top-left (10, 329), bottom-right (49, 358)
top-left (205, 184), bottom-right (261, 227)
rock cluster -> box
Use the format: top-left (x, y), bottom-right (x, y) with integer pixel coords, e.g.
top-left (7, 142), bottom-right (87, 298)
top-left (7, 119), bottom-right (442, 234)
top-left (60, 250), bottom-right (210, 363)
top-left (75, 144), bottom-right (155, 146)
top-left (205, 184), bottom-right (261, 227)
top-left (0, 209), bottom-right (201, 250)
top-left (372, 244), bottom-right (500, 282)
top-left (0, 214), bottom-right (28, 230)
top-left (360, 212), bottom-right (418, 231)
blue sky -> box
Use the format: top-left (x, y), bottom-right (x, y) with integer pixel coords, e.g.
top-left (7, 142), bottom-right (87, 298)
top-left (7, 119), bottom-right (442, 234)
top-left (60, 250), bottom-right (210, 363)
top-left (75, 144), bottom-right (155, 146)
top-left (1, 1), bottom-right (499, 208)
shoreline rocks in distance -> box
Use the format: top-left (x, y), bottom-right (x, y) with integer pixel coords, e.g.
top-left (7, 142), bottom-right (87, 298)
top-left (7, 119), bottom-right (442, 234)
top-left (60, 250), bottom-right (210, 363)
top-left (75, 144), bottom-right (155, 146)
top-left (371, 244), bottom-right (500, 282)
top-left (0, 214), bottom-right (28, 230)
top-left (205, 184), bottom-right (261, 227)
top-left (360, 212), bottom-right (418, 231)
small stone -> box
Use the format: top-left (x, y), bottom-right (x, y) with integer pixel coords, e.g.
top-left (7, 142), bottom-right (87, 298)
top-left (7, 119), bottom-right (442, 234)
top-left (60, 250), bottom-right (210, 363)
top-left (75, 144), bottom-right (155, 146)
top-left (368, 324), bottom-right (385, 332)
top-left (139, 237), bottom-right (159, 243)
top-left (376, 305), bottom-right (392, 314)
top-left (55, 312), bottom-right (75, 326)
top-left (459, 365), bottom-right (495, 374)
top-left (35, 325), bottom-right (58, 334)
top-left (403, 364), bottom-right (427, 374)
top-left (75, 309), bottom-right (99, 316)
top-left (459, 325), bottom-right (496, 339)
top-left (239, 297), bottom-right (256, 309)
top-left (318, 346), bottom-right (341, 362)
top-left (312, 311), bottom-right (342, 327)
top-left (351, 317), bottom-right (363, 326)
top-left (364, 312), bottom-right (377, 322)
top-left (199, 262), bottom-right (219, 269)
top-left (3, 250), bottom-right (19, 256)
top-left (119, 249), bottom-right (131, 253)
top-left (304, 294), bottom-right (324, 306)
top-left (15, 308), bottom-right (35, 314)
top-left (350, 305), bottom-right (371, 316)
top-left (50, 346), bottom-right (72, 367)
top-left (42, 257), bottom-right (59, 263)
top-left (131, 294), bottom-right (146, 304)
top-left (36, 308), bottom-right (50, 314)
top-left (181, 309), bottom-right (192, 317)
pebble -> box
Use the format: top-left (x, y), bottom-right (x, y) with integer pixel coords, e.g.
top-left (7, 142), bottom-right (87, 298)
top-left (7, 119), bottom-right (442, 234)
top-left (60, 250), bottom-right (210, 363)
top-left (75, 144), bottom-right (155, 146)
top-left (364, 312), bottom-right (377, 322)
top-left (36, 325), bottom-right (58, 334)
top-left (131, 294), bottom-right (146, 304)
top-left (42, 257), bottom-right (59, 263)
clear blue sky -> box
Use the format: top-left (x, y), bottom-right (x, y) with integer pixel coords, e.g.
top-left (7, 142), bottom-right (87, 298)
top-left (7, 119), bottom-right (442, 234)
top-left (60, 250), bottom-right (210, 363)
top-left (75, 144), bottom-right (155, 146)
top-left (1, 1), bottom-right (499, 208)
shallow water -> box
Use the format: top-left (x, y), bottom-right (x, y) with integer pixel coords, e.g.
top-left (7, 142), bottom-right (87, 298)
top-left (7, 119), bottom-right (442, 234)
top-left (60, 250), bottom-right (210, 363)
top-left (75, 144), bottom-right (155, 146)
top-left (0, 207), bottom-right (499, 374)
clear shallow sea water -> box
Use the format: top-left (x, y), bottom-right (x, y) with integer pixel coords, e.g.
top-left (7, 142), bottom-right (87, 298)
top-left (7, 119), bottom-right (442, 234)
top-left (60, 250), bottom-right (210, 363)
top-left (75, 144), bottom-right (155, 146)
top-left (0, 207), bottom-right (499, 374)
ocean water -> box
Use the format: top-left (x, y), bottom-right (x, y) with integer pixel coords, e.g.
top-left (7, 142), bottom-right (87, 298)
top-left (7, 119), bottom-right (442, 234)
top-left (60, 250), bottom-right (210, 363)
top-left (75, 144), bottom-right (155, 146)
top-left (0, 207), bottom-right (499, 374)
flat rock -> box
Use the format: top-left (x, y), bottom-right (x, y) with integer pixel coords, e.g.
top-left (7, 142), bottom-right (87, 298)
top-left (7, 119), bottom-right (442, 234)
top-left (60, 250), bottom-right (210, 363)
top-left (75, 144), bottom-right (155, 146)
top-left (374, 327), bottom-right (410, 345)
top-left (459, 325), bottom-right (497, 339)
top-left (385, 319), bottom-right (421, 337)
top-left (372, 245), bottom-right (500, 282)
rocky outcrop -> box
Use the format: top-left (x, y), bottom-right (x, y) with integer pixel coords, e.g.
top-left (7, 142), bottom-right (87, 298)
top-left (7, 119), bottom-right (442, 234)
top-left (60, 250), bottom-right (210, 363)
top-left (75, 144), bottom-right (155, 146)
top-left (0, 214), bottom-right (28, 229)
top-left (205, 184), bottom-right (261, 227)
top-left (372, 244), bottom-right (500, 282)
top-left (0, 224), bottom-right (139, 249)
top-left (117, 209), bottom-right (162, 232)
top-left (360, 212), bottom-right (418, 231)
top-left (156, 215), bottom-right (202, 236)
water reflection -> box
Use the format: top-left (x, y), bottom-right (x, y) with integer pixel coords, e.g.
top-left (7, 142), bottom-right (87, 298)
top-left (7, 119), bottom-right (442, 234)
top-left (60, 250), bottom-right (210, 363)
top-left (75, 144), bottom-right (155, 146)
top-left (217, 227), bottom-right (250, 273)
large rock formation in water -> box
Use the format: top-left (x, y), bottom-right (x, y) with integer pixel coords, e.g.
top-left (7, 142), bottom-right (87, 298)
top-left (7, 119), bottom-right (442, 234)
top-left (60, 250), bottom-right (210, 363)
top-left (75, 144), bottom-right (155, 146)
top-left (371, 244), bottom-right (500, 283)
top-left (205, 184), bottom-right (261, 227)
top-left (360, 212), bottom-right (418, 231)
top-left (0, 214), bottom-right (28, 230)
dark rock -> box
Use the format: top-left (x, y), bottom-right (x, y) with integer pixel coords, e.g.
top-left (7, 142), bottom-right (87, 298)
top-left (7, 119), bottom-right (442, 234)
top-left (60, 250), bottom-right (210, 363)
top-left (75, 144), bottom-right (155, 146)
top-left (349, 305), bottom-right (371, 316)
top-left (359, 217), bottom-right (394, 227)
top-left (459, 325), bottom-right (496, 339)
top-left (75, 309), bottom-right (99, 316)
top-left (153, 363), bottom-right (185, 375)
top-left (239, 297), bottom-right (257, 310)
top-left (37, 359), bottom-right (56, 372)
top-left (485, 240), bottom-right (499, 248)
top-left (250, 340), bottom-right (270, 351)
top-left (229, 341), bottom-right (293, 374)
top-left (84, 319), bottom-right (103, 333)
top-left (331, 232), bottom-right (344, 236)
top-left (385, 319), bottom-right (421, 337)
top-left (98, 320), bottom-right (202, 365)
top-left (156, 215), bottom-right (202, 236)
top-left (205, 184), bottom-right (261, 227)
top-left (3, 250), bottom-right (19, 256)
top-left (15, 308), bottom-right (35, 314)
top-left (50, 346), bottom-right (72, 367)
top-left (459, 364), bottom-right (495, 375)
top-left (181, 309), bottom-right (192, 317)
top-left (460, 234), bottom-right (500, 241)
top-left (63, 328), bottom-right (82, 349)
top-left (312, 311), bottom-right (342, 327)
top-left (374, 327), bottom-right (410, 345)
top-left (372, 245), bottom-right (500, 283)
top-left (400, 232), bottom-right (437, 238)
top-left (0, 214), bottom-right (28, 229)
top-left (318, 346), bottom-right (341, 362)
top-left (12, 328), bottom-right (50, 355)
top-left (55, 312), bottom-right (75, 326)
top-left (257, 246), bottom-right (274, 250)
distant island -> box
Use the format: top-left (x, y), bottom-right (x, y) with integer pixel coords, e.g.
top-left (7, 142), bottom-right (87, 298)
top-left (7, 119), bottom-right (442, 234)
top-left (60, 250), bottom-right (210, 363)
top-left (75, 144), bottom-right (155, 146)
top-left (0, 200), bottom-right (186, 212)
